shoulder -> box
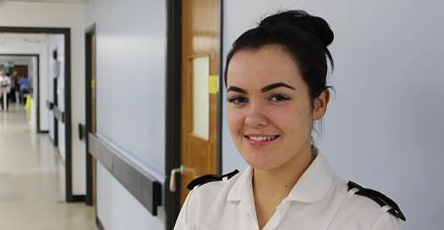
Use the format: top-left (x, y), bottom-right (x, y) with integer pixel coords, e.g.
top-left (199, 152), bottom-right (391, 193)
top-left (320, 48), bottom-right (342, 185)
top-left (331, 179), bottom-right (405, 229)
top-left (176, 170), bottom-right (242, 226)
top-left (186, 169), bottom-right (240, 191)
top-left (347, 181), bottom-right (405, 221)
top-left (186, 169), bottom-right (241, 205)
top-left (185, 169), bottom-right (240, 208)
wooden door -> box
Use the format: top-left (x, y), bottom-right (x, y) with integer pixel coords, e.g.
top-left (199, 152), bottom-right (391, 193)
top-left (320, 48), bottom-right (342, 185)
top-left (91, 32), bottom-right (97, 207)
top-left (180, 0), bottom-right (219, 204)
top-left (86, 29), bottom-right (97, 207)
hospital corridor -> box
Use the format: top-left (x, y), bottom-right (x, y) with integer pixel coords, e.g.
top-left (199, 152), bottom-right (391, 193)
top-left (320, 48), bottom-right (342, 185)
top-left (0, 106), bottom-right (96, 229)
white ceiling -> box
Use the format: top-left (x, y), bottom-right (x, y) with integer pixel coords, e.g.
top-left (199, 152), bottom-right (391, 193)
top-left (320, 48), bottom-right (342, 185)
top-left (0, 33), bottom-right (59, 65)
top-left (0, 56), bottom-right (32, 66)
top-left (0, 0), bottom-right (86, 3)
top-left (0, 33), bottom-right (50, 45)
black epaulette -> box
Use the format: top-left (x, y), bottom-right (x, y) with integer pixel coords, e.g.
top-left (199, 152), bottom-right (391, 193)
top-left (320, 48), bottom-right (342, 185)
top-left (348, 181), bottom-right (406, 221)
top-left (186, 169), bottom-right (239, 190)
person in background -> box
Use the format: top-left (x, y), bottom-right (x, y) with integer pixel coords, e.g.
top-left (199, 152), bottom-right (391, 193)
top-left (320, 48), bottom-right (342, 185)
top-left (19, 75), bottom-right (30, 105)
top-left (0, 71), bottom-right (12, 110)
top-left (12, 71), bottom-right (21, 104)
top-left (174, 10), bottom-right (405, 230)
top-left (9, 70), bottom-right (18, 104)
top-left (0, 71), bottom-right (3, 104)
top-left (16, 74), bottom-right (23, 104)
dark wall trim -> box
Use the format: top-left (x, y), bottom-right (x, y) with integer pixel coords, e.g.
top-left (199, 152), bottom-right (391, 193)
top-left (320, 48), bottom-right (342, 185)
top-left (88, 133), bottom-right (162, 216)
top-left (0, 26), bottom-right (69, 34)
top-left (165, 0), bottom-right (182, 229)
top-left (63, 28), bottom-right (74, 202)
top-left (0, 26), bottom-right (75, 203)
top-left (53, 78), bottom-right (59, 147)
top-left (53, 106), bottom-right (65, 123)
top-left (216, 0), bottom-right (224, 175)
top-left (85, 23), bottom-right (96, 206)
top-left (36, 55), bottom-right (42, 132)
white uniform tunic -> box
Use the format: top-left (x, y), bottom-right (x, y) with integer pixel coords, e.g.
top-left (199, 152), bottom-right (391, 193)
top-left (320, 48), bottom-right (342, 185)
top-left (174, 152), bottom-right (402, 230)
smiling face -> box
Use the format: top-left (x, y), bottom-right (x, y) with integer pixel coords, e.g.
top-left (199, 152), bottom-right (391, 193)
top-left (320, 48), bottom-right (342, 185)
top-left (227, 45), bottom-right (325, 171)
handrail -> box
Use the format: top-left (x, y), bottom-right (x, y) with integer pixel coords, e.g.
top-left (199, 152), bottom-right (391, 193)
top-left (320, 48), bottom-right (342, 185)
top-left (87, 133), bottom-right (162, 216)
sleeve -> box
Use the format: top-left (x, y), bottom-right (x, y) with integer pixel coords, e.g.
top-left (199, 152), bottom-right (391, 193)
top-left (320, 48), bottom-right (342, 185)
top-left (371, 212), bottom-right (402, 230)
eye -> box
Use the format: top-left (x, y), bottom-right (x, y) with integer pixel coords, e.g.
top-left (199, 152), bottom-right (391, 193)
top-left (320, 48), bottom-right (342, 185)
top-left (269, 94), bottom-right (290, 102)
top-left (227, 96), bottom-right (248, 105)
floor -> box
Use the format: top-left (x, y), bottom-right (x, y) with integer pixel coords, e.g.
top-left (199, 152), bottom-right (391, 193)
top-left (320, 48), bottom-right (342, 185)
top-left (0, 104), bottom-right (97, 230)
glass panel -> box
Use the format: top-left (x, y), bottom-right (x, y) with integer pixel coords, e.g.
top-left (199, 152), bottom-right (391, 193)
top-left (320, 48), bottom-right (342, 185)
top-left (192, 56), bottom-right (210, 140)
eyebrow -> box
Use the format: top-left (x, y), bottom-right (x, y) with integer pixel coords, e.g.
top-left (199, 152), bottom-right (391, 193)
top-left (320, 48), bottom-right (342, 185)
top-left (261, 82), bottom-right (295, 93)
top-left (227, 82), bottom-right (295, 94)
top-left (227, 86), bottom-right (247, 94)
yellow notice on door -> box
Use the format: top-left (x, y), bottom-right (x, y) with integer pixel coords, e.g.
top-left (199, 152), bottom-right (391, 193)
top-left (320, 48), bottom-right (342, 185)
top-left (209, 75), bottom-right (218, 94)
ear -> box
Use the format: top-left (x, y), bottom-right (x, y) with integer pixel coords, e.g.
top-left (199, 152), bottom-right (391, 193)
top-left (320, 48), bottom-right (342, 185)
top-left (312, 89), bottom-right (330, 120)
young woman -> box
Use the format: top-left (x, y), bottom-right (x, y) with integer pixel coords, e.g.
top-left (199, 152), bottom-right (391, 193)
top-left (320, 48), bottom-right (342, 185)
top-left (174, 10), bottom-right (405, 230)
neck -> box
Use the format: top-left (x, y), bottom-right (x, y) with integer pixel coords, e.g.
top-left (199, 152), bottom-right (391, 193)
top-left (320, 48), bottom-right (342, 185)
top-left (252, 143), bottom-right (315, 200)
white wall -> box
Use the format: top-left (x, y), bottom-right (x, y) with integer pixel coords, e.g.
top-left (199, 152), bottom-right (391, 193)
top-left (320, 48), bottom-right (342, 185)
top-left (87, 0), bottom-right (166, 178)
top-left (0, 2), bottom-right (86, 195)
top-left (97, 163), bottom-right (165, 230)
top-left (85, 0), bottom-right (167, 229)
top-left (222, 1), bottom-right (444, 230)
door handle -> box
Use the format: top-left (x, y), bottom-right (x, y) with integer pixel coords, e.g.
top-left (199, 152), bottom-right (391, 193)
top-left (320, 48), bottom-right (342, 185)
top-left (169, 165), bottom-right (185, 192)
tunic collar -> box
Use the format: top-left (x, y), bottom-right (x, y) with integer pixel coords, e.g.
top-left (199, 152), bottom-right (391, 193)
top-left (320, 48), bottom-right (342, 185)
top-left (227, 147), bottom-right (335, 204)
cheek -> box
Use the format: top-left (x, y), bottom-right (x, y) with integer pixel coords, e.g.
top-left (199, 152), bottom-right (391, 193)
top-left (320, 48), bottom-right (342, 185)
top-left (227, 106), bottom-right (243, 135)
top-left (276, 104), bottom-right (312, 132)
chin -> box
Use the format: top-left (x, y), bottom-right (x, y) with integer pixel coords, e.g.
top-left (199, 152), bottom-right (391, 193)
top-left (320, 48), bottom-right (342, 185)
top-left (241, 150), bottom-right (280, 170)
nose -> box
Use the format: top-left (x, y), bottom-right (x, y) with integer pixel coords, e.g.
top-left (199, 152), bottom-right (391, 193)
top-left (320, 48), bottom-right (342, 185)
top-left (245, 102), bottom-right (269, 128)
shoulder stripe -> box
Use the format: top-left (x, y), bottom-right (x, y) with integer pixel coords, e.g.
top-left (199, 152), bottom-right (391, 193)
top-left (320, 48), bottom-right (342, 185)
top-left (348, 181), bottom-right (406, 221)
top-left (186, 169), bottom-right (239, 190)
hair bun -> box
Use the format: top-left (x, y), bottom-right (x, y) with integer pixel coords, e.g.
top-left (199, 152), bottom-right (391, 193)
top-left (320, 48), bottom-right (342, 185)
top-left (260, 10), bottom-right (334, 46)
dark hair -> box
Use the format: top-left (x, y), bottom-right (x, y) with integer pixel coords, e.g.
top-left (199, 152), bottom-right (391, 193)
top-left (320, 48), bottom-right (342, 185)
top-left (224, 10), bottom-right (334, 102)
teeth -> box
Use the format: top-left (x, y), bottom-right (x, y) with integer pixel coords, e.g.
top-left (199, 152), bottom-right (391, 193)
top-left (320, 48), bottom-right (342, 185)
top-left (249, 136), bottom-right (276, 141)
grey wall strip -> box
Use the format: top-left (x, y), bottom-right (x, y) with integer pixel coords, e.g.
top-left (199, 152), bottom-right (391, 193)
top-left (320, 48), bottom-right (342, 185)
top-left (88, 133), bottom-right (162, 216)
top-left (53, 106), bottom-right (65, 123)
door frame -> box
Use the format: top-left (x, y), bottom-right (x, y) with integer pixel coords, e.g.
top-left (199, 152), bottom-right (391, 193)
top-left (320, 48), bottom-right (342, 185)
top-left (164, 1), bottom-right (224, 229)
top-left (52, 49), bottom-right (59, 146)
top-left (0, 53), bottom-right (39, 130)
top-left (84, 23), bottom-right (96, 206)
top-left (0, 26), bottom-right (77, 202)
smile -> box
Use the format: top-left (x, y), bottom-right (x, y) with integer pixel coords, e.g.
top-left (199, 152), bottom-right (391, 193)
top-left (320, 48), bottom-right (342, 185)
top-left (245, 135), bottom-right (280, 142)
